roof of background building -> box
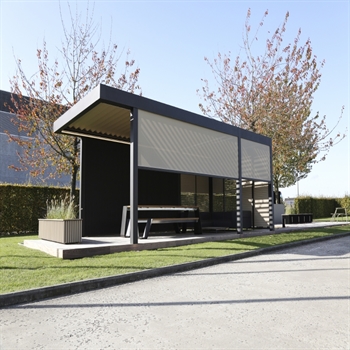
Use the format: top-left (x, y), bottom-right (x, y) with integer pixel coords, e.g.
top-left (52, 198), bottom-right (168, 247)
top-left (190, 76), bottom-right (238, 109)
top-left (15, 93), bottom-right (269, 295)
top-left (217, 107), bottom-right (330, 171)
top-left (0, 90), bottom-right (17, 113)
top-left (0, 109), bottom-right (29, 138)
top-left (0, 90), bottom-right (31, 137)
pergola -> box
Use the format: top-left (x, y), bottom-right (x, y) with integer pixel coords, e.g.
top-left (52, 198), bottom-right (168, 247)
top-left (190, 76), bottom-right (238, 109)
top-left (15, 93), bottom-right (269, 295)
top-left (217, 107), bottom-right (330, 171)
top-left (54, 84), bottom-right (274, 244)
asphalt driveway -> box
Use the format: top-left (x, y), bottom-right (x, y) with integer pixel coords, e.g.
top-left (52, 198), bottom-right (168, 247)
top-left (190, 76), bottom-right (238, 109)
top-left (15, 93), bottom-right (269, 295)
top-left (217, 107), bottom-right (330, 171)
top-left (1, 235), bottom-right (349, 349)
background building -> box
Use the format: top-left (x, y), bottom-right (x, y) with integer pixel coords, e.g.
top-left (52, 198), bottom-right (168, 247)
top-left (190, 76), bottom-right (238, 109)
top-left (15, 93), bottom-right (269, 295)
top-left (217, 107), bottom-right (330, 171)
top-left (0, 90), bottom-right (71, 186)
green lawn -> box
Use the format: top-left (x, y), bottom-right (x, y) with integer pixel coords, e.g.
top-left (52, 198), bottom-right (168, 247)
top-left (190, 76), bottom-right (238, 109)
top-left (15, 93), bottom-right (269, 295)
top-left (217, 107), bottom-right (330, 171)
top-left (314, 216), bottom-right (348, 222)
top-left (1, 225), bottom-right (349, 294)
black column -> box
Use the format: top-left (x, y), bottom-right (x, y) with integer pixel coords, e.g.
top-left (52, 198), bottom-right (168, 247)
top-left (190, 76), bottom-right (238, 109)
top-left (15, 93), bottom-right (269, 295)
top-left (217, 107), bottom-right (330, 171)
top-left (236, 135), bottom-right (243, 234)
top-left (130, 108), bottom-right (138, 244)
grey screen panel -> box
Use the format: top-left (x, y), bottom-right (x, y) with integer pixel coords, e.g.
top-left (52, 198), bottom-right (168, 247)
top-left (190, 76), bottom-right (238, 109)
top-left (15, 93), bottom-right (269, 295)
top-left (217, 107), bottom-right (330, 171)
top-left (241, 138), bottom-right (271, 181)
top-left (138, 110), bottom-right (238, 178)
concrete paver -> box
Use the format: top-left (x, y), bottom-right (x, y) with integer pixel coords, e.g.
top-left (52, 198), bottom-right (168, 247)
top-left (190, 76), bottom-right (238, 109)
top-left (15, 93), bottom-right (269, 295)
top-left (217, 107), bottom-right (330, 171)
top-left (1, 236), bottom-right (349, 349)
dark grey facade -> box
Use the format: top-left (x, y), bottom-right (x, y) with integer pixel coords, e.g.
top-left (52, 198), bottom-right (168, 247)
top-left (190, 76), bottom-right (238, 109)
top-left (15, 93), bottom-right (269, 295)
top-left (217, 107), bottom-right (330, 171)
top-left (80, 137), bottom-right (180, 235)
top-left (0, 90), bottom-right (71, 186)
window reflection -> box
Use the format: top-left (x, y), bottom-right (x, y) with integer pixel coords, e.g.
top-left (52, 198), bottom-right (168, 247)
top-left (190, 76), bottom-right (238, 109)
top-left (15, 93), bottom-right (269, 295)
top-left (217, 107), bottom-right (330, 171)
top-left (181, 175), bottom-right (236, 213)
top-left (196, 176), bottom-right (209, 212)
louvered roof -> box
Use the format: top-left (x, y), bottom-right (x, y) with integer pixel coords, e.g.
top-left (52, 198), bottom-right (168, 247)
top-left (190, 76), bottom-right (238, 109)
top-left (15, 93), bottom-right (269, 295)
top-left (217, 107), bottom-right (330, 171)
top-left (54, 84), bottom-right (271, 147)
top-left (54, 85), bottom-right (133, 143)
top-left (63, 102), bottom-right (130, 142)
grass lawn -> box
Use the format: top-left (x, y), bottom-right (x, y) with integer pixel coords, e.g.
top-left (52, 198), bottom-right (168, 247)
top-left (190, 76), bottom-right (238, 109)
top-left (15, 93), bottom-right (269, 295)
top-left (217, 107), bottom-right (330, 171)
top-left (1, 225), bottom-right (349, 294)
top-left (314, 217), bottom-right (348, 222)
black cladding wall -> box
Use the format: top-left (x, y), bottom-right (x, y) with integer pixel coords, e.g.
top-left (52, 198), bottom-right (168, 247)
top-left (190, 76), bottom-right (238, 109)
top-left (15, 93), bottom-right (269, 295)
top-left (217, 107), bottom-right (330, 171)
top-left (80, 137), bottom-right (181, 236)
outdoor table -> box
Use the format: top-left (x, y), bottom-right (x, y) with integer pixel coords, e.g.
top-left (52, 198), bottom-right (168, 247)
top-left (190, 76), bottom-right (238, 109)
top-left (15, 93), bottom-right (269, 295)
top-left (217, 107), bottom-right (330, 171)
top-left (120, 205), bottom-right (202, 238)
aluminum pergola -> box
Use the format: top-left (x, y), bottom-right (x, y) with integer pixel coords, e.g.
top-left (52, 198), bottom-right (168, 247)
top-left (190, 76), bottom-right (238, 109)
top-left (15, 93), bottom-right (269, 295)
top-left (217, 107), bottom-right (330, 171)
top-left (54, 84), bottom-right (274, 244)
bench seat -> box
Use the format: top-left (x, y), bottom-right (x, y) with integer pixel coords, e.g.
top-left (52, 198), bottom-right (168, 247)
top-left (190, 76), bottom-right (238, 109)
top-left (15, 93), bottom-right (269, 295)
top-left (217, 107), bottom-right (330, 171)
top-left (126, 217), bottom-right (201, 239)
top-left (281, 213), bottom-right (313, 228)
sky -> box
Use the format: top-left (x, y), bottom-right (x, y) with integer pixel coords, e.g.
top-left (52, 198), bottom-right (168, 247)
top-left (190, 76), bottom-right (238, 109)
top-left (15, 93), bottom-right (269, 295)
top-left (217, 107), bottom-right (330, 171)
top-left (1, 0), bottom-right (349, 199)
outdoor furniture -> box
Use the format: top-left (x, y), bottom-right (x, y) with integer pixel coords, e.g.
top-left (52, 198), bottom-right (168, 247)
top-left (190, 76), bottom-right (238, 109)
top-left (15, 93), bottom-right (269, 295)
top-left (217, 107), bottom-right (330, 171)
top-left (281, 213), bottom-right (313, 228)
top-left (331, 208), bottom-right (348, 221)
top-left (120, 205), bottom-right (202, 239)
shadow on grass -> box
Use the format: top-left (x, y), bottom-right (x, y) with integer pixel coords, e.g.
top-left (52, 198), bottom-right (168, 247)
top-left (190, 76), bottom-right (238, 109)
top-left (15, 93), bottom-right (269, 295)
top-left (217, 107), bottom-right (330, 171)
top-left (157, 240), bottom-right (272, 252)
top-left (0, 255), bottom-right (53, 259)
top-left (0, 265), bottom-right (158, 271)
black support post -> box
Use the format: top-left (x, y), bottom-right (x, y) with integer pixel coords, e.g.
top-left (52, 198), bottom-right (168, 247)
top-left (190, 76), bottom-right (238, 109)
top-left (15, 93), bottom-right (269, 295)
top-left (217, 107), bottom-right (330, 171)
top-left (130, 108), bottom-right (138, 244)
top-left (251, 181), bottom-right (255, 228)
top-left (236, 135), bottom-right (243, 234)
top-left (268, 140), bottom-right (274, 231)
top-left (268, 183), bottom-right (274, 231)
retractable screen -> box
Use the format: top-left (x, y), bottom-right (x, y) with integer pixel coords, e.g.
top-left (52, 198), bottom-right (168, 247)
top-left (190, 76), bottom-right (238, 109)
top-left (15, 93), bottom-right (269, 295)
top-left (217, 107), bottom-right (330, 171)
top-left (138, 110), bottom-right (238, 178)
top-left (241, 138), bottom-right (271, 181)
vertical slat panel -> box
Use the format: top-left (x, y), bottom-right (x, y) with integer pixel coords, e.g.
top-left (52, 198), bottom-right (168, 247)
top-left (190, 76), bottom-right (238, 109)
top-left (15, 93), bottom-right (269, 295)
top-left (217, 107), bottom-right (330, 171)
top-left (241, 139), bottom-right (271, 181)
top-left (138, 110), bottom-right (238, 178)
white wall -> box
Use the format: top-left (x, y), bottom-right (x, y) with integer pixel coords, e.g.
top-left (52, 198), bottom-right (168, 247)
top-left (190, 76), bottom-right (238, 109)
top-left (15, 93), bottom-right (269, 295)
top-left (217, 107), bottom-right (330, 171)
top-left (274, 204), bottom-right (285, 224)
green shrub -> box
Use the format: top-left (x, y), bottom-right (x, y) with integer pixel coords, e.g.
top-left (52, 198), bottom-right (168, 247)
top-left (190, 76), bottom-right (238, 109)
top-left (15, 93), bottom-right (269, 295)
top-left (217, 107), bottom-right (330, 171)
top-left (46, 196), bottom-right (77, 219)
top-left (0, 184), bottom-right (79, 235)
top-left (294, 196), bottom-right (313, 214)
top-left (340, 196), bottom-right (350, 212)
top-left (285, 205), bottom-right (295, 215)
top-left (293, 196), bottom-right (348, 218)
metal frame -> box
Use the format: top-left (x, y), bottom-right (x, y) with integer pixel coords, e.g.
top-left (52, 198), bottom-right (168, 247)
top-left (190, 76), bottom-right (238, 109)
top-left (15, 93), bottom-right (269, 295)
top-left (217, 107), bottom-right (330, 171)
top-left (236, 134), bottom-right (243, 234)
top-left (54, 85), bottom-right (271, 147)
top-left (130, 108), bottom-right (138, 244)
top-left (53, 84), bottom-right (274, 243)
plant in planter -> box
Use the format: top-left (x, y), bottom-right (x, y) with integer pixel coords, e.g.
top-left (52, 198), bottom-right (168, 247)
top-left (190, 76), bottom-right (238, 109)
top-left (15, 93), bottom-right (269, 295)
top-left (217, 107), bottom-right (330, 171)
top-left (39, 196), bottom-right (82, 244)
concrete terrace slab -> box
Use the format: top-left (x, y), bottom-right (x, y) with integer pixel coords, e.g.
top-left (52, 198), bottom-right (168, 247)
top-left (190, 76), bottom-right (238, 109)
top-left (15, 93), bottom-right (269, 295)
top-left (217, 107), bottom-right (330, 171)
top-left (23, 221), bottom-right (349, 259)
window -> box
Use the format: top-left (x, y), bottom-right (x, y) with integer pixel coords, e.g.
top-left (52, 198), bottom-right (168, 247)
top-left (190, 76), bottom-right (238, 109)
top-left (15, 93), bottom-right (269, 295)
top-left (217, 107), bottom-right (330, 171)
top-left (213, 178), bottom-right (224, 212)
top-left (181, 175), bottom-right (236, 213)
top-left (181, 174), bottom-right (196, 206)
top-left (224, 179), bottom-right (236, 211)
top-left (196, 176), bottom-right (209, 212)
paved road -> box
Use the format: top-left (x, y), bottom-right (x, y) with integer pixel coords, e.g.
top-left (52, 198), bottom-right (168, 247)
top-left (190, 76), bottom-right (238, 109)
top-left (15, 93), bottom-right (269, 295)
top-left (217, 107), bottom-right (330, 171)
top-left (1, 236), bottom-right (349, 350)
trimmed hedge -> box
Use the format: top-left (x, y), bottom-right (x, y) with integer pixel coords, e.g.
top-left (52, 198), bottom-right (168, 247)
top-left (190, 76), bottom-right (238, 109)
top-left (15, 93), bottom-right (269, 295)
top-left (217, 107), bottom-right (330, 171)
top-left (294, 196), bottom-right (350, 218)
top-left (1, 185), bottom-right (348, 234)
top-left (0, 184), bottom-right (79, 235)
top-left (340, 196), bottom-right (350, 212)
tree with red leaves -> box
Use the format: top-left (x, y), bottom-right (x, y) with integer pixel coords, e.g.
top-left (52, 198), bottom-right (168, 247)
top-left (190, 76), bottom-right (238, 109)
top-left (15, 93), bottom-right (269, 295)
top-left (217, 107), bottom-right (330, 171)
top-left (198, 8), bottom-right (345, 200)
top-left (8, 3), bottom-right (141, 200)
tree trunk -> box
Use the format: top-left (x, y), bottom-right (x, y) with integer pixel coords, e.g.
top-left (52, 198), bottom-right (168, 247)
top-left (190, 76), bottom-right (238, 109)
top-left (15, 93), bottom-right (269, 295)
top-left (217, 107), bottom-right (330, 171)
top-left (274, 178), bottom-right (280, 204)
top-left (69, 137), bottom-right (79, 203)
top-left (70, 166), bottom-right (77, 202)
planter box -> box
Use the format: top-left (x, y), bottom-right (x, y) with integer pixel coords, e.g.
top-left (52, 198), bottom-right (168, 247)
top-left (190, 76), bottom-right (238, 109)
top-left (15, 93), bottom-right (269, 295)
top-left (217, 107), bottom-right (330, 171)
top-left (38, 219), bottom-right (82, 244)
